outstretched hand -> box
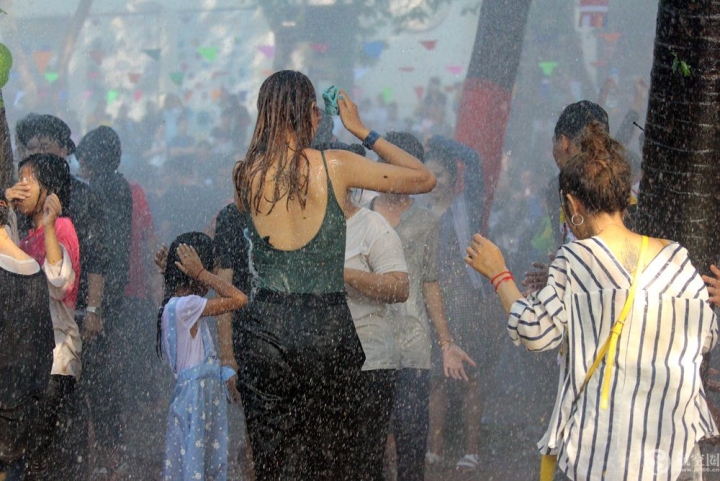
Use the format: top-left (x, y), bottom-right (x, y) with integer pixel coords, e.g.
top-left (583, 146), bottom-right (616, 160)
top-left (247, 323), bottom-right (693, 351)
top-left (702, 264), bottom-right (720, 308)
top-left (155, 244), bottom-right (168, 274)
top-left (442, 343), bottom-right (476, 381)
top-left (522, 253), bottom-right (555, 295)
top-left (465, 233), bottom-right (507, 280)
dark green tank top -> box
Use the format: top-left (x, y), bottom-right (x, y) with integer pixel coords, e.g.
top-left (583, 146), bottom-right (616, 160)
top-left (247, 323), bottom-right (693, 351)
top-left (244, 151), bottom-right (346, 294)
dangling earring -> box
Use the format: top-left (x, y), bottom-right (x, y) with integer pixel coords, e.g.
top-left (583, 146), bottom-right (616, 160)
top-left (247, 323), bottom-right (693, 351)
top-left (571, 214), bottom-right (584, 226)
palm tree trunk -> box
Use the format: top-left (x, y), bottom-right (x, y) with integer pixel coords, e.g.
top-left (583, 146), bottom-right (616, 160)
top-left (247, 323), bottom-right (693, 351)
top-left (454, 0), bottom-right (533, 233)
top-left (0, 90), bottom-right (13, 189)
top-left (635, 0), bottom-right (720, 275)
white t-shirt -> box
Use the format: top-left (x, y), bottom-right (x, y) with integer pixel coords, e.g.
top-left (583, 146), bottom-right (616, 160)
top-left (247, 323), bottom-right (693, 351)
top-left (162, 295), bottom-right (211, 374)
top-left (345, 208), bottom-right (407, 371)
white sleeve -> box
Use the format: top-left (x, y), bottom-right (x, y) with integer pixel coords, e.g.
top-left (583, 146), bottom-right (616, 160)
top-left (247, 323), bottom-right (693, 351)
top-left (174, 295), bottom-right (208, 330)
top-left (366, 215), bottom-right (408, 275)
top-left (42, 245), bottom-right (76, 301)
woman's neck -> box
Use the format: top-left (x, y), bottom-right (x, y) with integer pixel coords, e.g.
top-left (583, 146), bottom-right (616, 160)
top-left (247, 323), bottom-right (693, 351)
top-left (585, 212), bottom-right (628, 238)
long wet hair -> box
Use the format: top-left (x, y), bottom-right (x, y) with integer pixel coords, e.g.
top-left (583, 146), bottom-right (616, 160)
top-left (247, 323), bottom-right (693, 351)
top-left (559, 122), bottom-right (631, 216)
top-left (156, 232), bottom-right (216, 359)
top-left (234, 70), bottom-right (317, 215)
top-left (18, 153), bottom-right (72, 215)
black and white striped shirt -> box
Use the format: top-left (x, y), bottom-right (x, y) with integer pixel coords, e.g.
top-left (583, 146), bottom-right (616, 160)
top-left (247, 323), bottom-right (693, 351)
top-left (509, 238), bottom-right (718, 481)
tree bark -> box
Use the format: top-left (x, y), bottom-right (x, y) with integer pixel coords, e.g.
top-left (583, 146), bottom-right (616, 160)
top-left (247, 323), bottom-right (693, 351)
top-left (454, 0), bottom-right (533, 233)
top-left (0, 90), bottom-right (13, 189)
top-left (636, 0), bottom-right (720, 274)
top-left (55, 0), bottom-right (93, 107)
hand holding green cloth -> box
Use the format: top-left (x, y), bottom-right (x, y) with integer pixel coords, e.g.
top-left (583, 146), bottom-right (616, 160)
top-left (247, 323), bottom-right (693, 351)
top-left (322, 85), bottom-right (339, 115)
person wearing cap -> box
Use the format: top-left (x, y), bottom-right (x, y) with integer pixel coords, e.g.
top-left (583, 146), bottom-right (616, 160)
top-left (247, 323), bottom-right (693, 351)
top-left (75, 126), bottom-right (133, 474)
top-left (12, 114), bottom-right (108, 341)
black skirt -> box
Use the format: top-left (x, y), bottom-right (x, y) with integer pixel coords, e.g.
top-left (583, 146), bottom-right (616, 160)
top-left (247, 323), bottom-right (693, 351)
top-left (236, 289), bottom-right (365, 481)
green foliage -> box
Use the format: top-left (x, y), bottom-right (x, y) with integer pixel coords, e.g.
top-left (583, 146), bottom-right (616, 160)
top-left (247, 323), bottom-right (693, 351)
top-left (671, 51), bottom-right (691, 77)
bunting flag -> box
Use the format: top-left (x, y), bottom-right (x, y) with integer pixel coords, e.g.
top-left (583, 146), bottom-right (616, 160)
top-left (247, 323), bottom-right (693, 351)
top-left (445, 65), bottom-right (463, 75)
top-left (414, 86), bottom-right (424, 100)
top-left (82, 90), bottom-right (93, 101)
top-left (169, 72), bottom-right (184, 86)
top-left (381, 87), bottom-right (394, 104)
top-left (89, 50), bottom-right (104, 65)
top-left (419, 40), bottom-right (437, 50)
top-left (399, 66), bottom-right (415, 72)
top-left (598, 32), bottom-right (622, 43)
top-left (184, 90), bottom-right (194, 102)
top-left (107, 89), bottom-right (119, 103)
top-left (310, 43), bottom-right (330, 54)
top-left (33, 50), bottom-right (53, 75)
top-left (142, 49), bottom-right (161, 61)
top-left (128, 72), bottom-right (142, 84)
top-left (538, 61), bottom-right (559, 76)
top-left (239, 91), bottom-right (247, 102)
top-left (133, 90), bottom-right (143, 102)
top-left (257, 45), bottom-right (275, 59)
top-left (590, 60), bottom-right (607, 68)
top-left (211, 71), bottom-right (230, 80)
top-left (198, 46), bottom-right (218, 62)
top-left (579, 0), bottom-right (609, 28)
top-left (44, 72), bottom-right (59, 84)
top-left (363, 41), bottom-right (384, 59)
top-left (181, 62), bottom-right (189, 72)
top-left (87, 71), bottom-right (100, 80)
top-left (211, 89), bottom-right (222, 101)
top-left (353, 67), bottom-right (370, 81)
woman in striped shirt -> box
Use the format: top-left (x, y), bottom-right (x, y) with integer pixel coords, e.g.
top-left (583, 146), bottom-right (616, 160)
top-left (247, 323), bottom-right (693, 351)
top-left (465, 122), bottom-right (718, 481)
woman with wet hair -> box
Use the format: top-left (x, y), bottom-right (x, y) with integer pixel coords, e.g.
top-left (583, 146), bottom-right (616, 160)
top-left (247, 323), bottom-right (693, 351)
top-left (466, 122), bottom-right (718, 480)
top-left (233, 70), bottom-right (435, 480)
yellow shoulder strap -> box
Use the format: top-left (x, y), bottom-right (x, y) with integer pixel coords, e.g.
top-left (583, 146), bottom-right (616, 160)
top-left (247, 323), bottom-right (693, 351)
top-left (578, 236), bottom-right (649, 408)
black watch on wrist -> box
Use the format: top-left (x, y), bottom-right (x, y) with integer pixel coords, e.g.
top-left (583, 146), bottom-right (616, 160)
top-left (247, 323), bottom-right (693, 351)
top-left (362, 130), bottom-right (381, 151)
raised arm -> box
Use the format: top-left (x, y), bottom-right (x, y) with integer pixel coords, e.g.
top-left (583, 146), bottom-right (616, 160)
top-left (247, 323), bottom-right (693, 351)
top-left (174, 244), bottom-right (248, 317)
top-left (331, 90), bottom-right (436, 195)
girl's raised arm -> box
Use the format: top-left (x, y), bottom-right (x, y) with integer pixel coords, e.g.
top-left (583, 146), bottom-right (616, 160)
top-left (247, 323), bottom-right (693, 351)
top-left (174, 244), bottom-right (248, 317)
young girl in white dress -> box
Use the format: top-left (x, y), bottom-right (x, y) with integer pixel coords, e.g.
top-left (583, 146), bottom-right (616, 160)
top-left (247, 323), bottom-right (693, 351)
top-left (157, 232), bottom-right (247, 481)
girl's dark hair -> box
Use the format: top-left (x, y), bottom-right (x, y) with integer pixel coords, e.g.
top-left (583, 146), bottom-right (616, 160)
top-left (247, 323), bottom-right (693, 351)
top-left (234, 70), bottom-right (317, 215)
top-left (554, 100), bottom-right (609, 141)
top-left (559, 122), bottom-right (631, 215)
top-left (0, 193), bottom-right (9, 226)
top-left (18, 153), bottom-right (72, 212)
top-left (383, 131), bottom-right (424, 163)
top-left (156, 232), bottom-right (216, 359)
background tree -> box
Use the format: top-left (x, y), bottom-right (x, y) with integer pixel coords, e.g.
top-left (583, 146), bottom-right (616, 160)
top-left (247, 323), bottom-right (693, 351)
top-left (257, 0), bottom-right (451, 88)
top-left (636, 0), bottom-right (720, 274)
top-left (454, 0), bottom-right (533, 232)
